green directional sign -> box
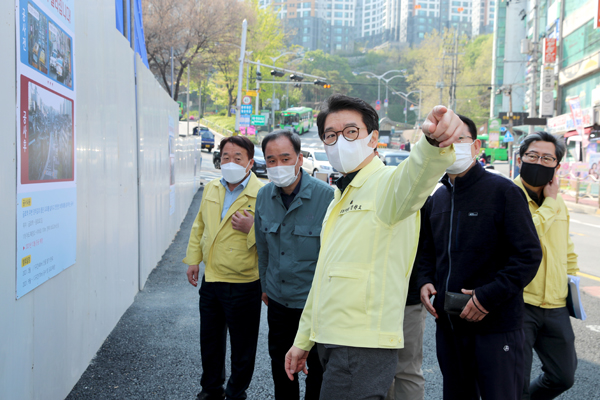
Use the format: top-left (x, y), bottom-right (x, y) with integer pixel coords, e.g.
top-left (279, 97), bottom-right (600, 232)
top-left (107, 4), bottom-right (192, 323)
top-left (251, 115), bottom-right (266, 126)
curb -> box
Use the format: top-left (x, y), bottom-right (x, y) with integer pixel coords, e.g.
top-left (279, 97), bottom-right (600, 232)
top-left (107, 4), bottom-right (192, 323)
top-left (565, 201), bottom-right (600, 215)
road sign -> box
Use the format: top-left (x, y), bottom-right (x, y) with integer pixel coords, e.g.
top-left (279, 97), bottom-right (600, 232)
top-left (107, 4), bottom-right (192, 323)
top-left (239, 115), bottom-right (251, 127)
top-left (242, 96), bottom-right (252, 105)
top-left (503, 132), bottom-right (514, 142)
top-left (240, 105), bottom-right (253, 115)
top-left (251, 115), bottom-right (266, 126)
top-left (500, 126), bottom-right (507, 132)
top-left (384, 99), bottom-right (388, 108)
top-left (246, 90), bottom-right (260, 97)
top-left (376, 99), bottom-right (381, 110)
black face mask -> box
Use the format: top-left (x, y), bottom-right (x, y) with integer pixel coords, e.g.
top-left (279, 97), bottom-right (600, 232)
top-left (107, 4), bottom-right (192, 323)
top-left (519, 162), bottom-right (556, 187)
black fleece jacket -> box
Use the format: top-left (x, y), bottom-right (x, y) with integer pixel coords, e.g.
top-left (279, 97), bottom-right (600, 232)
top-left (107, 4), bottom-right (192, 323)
top-left (416, 163), bottom-right (542, 334)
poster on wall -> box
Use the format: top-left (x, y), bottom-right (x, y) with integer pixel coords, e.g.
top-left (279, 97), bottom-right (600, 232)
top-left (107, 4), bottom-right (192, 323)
top-left (169, 116), bottom-right (176, 216)
top-left (15, 0), bottom-right (76, 299)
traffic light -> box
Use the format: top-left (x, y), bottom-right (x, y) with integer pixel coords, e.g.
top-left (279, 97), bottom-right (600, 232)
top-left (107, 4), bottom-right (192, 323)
top-left (313, 80), bottom-right (331, 88)
top-left (290, 74), bottom-right (304, 82)
top-left (256, 71), bottom-right (262, 81)
top-left (271, 70), bottom-right (285, 77)
top-left (323, 84), bottom-right (331, 89)
top-left (294, 83), bottom-right (302, 88)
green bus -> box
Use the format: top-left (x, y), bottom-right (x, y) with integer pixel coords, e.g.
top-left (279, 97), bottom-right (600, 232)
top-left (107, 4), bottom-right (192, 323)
top-left (280, 107), bottom-right (314, 135)
top-left (477, 134), bottom-right (508, 162)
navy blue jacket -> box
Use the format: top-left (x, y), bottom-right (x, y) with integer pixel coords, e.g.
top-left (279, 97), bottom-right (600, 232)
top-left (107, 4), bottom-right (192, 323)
top-left (416, 163), bottom-right (542, 334)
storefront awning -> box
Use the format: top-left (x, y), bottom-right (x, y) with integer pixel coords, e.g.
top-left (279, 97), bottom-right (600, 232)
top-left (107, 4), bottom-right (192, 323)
top-left (564, 127), bottom-right (592, 139)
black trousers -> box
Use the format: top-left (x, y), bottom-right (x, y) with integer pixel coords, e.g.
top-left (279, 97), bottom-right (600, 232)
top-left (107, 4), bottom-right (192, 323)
top-left (522, 305), bottom-right (577, 400)
top-left (436, 324), bottom-right (525, 400)
top-left (199, 277), bottom-right (262, 400)
top-left (267, 298), bottom-right (323, 400)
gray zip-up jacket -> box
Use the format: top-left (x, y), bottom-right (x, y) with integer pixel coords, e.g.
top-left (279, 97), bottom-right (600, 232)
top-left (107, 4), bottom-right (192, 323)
top-left (255, 170), bottom-right (334, 309)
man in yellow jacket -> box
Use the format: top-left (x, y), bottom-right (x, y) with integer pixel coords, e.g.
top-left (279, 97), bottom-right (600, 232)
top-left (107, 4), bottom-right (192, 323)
top-left (514, 132), bottom-right (579, 400)
top-left (184, 136), bottom-right (264, 400)
top-left (285, 94), bottom-right (464, 399)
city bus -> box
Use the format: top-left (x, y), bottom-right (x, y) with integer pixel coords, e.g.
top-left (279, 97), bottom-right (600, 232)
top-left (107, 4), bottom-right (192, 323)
top-left (280, 107), bottom-right (314, 135)
top-left (477, 134), bottom-right (508, 162)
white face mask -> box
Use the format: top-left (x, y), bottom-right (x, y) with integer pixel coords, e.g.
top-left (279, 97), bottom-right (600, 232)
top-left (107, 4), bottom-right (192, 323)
top-left (446, 142), bottom-right (477, 174)
top-left (221, 161), bottom-right (250, 184)
top-left (324, 133), bottom-right (374, 174)
top-left (267, 155), bottom-right (300, 187)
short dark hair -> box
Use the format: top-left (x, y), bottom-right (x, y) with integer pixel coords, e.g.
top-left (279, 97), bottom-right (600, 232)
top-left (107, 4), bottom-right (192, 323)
top-left (519, 131), bottom-right (566, 163)
top-left (261, 129), bottom-right (301, 155)
top-left (220, 135), bottom-right (254, 159)
top-left (316, 94), bottom-right (379, 140)
top-left (457, 114), bottom-right (477, 140)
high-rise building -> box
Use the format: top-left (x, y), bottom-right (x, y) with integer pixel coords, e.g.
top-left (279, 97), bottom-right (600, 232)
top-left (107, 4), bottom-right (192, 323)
top-left (261, 0), bottom-right (497, 52)
top-left (260, 0), bottom-right (356, 53)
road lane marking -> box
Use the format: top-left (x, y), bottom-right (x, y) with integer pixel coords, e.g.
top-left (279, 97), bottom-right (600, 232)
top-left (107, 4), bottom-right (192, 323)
top-left (570, 232), bottom-right (585, 236)
top-left (587, 326), bottom-right (600, 333)
top-left (579, 272), bottom-right (600, 283)
top-left (570, 219), bottom-right (600, 229)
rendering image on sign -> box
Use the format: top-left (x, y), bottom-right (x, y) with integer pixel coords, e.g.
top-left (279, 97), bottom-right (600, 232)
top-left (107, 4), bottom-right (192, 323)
top-left (20, 76), bottom-right (74, 184)
top-left (20, 0), bottom-right (74, 90)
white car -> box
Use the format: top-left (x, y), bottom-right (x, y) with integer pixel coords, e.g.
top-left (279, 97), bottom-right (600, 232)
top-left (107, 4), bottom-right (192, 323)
top-left (301, 148), bottom-right (340, 179)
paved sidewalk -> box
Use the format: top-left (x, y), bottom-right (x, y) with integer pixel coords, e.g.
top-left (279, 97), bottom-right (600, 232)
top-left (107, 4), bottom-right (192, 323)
top-left (66, 188), bottom-right (273, 399)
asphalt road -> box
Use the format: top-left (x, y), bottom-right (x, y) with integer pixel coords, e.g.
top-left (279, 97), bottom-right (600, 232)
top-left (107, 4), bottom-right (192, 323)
top-left (67, 126), bottom-right (600, 399)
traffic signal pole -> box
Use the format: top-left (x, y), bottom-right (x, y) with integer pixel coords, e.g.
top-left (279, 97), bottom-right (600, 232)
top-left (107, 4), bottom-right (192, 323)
top-left (234, 19), bottom-right (248, 132)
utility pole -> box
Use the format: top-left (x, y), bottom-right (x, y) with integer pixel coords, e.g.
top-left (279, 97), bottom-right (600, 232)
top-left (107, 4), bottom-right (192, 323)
top-left (529, 0), bottom-right (539, 135)
top-left (255, 61), bottom-right (260, 115)
top-left (439, 55), bottom-right (445, 105)
top-left (508, 85), bottom-right (514, 175)
top-left (449, 30), bottom-right (459, 110)
top-left (234, 19), bottom-right (248, 132)
top-left (186, 65), bottom-right (190, 135)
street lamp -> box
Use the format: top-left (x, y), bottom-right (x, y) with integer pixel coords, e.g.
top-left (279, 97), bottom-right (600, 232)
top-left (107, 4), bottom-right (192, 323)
top-left (392, 90), bottom-right (422, 126)
top-left (356, 69), bottom-right (406, 102)
top-left (381, 75), bottom-right (405, 116)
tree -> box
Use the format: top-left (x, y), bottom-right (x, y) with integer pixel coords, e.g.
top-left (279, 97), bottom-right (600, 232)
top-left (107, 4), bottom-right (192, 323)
top-left (205, 0), bottom-right (288, 116)
top-left (142, 0), bottom-right (244, 100)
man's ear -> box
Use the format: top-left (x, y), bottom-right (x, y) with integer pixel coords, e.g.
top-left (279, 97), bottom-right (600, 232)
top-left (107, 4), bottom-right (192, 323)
top-left (516, 155), bottom-right (522, 168)
top-left (369, 130), bottom-right (379, 148)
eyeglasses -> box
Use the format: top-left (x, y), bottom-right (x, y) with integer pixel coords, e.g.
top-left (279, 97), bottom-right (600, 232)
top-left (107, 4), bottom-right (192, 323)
top-left (322, 126), bottom-right (364, 146)
top-left (523, 152), bottom-right (557, 166)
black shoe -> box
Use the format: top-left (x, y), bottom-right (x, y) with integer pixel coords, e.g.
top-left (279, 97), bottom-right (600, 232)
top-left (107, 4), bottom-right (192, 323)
top-left (196, 391), bottom-right (225, 400)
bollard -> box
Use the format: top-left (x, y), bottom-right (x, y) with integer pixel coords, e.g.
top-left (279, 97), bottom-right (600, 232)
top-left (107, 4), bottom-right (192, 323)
top-left (575, 178), bottom-right (580, 204)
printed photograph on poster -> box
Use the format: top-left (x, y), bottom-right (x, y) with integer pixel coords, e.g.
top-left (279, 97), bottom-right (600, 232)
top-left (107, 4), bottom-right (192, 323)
top-left (20, 75), bottom-right (74, 185)
top-left (20, 0), bottom-right (74, 89)
top-left (48, 20), bottom-right (73, 88)
top-left (26, 2), bottom-right (48, 75)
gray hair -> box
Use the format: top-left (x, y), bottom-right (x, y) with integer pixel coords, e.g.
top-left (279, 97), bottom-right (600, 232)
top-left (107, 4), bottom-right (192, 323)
top-left (261, 129), bottom-right (302, 155)
top-left (519, 131), bottom-right (566, 163)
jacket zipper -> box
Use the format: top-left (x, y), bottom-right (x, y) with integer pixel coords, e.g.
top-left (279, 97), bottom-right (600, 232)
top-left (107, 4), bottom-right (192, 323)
top-left (446, 183), bottom-right (455, 328)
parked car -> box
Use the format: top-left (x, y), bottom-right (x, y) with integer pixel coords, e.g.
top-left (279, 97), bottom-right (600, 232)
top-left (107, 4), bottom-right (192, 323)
top-left (196, 128), bottom-right (214, 152)
top-left (300, 147), bottom-right (340, 180)
top-left (379, 150), bottom-right (410, 166)
top-left (213, 146), bottom-right (267, 177)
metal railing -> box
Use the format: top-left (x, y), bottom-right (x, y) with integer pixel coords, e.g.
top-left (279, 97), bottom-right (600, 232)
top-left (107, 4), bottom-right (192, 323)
top-left (558, 174), bottom-right (600, 208)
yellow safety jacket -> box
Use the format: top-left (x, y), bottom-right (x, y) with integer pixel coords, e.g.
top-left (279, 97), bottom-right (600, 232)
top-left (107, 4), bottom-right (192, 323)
top-left (514, 177), bottom-right (579, 308)
top-left (183, 173), bottom-right (264, 283)
top-left (294, 136), bottom-right (454, 350)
